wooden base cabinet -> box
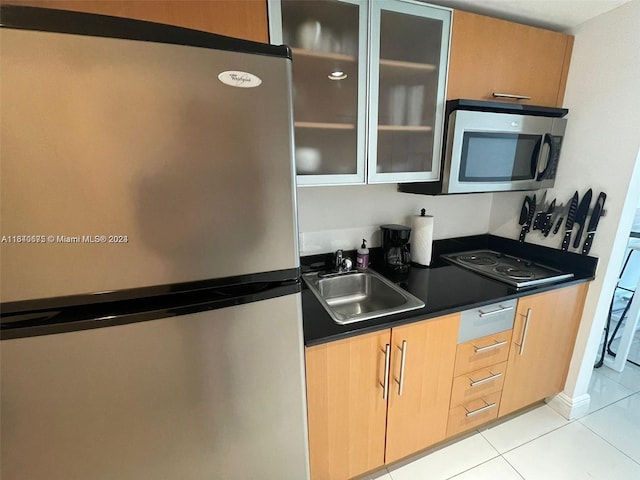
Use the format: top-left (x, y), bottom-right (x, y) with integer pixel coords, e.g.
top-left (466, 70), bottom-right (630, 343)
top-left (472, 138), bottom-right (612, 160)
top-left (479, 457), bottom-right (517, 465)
top-left (385, 314), bottom-right (460, 463)
top-left (446, 331), bottom-right (512, 438)
top-left (499, 284), bottom-right (588, 416)
top-left (305, 330), bottom-right (390, 480)
top-left (305, 314), bottom-right (460, 480)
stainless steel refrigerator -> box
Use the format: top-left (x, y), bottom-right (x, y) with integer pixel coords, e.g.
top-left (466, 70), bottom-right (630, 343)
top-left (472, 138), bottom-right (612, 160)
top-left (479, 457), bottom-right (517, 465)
top-left (0, 6), bottom-right (309, 480)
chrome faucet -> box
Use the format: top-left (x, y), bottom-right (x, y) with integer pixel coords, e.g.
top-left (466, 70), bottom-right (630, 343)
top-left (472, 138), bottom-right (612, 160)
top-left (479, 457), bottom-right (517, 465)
top-left (334, 249), bottom-right (353, 273)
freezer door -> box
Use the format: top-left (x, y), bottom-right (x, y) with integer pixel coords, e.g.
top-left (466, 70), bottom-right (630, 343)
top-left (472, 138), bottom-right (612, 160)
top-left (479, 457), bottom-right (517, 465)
top-left (1, 294), bottom-right (309, 480)
top-left (1, 27), bottom-right (298, 302)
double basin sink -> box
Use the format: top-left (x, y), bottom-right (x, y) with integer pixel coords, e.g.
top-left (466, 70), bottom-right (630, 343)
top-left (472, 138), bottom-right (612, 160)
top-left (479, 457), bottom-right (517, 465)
top-left (302, 269), bottom-right (424, 325)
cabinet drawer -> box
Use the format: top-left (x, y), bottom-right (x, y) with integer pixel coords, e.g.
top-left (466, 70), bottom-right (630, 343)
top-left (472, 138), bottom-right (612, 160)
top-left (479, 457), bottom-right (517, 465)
top-left (454, 330), bottom-right (512, 376)
top-left (450, 361), bottom-right (507, 407)
top-left (447, 391), bottom-right (502, 437)
top-left (458, 299), bottom-right (517, 343)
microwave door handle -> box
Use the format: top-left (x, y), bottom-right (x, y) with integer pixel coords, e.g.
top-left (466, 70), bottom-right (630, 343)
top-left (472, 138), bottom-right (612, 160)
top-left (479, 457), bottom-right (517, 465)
top-left (530, 137), bottom-right (542, 179)
top-left (536, 134), bottom-right (554, 181)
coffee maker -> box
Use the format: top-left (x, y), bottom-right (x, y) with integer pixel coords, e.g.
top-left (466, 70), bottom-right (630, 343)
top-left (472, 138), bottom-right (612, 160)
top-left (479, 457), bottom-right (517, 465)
top-left (380, 224), bottom-right (411, 273)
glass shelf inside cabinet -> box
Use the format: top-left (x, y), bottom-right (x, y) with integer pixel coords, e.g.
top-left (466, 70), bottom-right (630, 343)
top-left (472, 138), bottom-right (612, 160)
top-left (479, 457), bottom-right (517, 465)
top-left (282, 0), bottom-right (363, 179)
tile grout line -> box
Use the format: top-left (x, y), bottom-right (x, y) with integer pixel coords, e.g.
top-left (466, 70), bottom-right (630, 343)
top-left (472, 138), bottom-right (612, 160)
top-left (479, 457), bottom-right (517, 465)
top-left (578, 418), bottom-right (640, 468)
top-left (478, 417), bottom-right (575, 457)
top-left (499, 453), bottom-right (527, 480)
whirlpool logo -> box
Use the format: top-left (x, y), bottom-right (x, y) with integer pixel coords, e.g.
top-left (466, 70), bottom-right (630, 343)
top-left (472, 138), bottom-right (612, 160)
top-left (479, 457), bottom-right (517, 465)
top-left (218, 71), bottom-right (262, 88)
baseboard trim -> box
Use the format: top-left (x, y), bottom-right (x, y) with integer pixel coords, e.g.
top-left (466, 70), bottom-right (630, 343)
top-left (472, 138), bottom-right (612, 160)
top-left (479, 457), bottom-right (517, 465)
top-left (546, 392), bottom-right (591, 419)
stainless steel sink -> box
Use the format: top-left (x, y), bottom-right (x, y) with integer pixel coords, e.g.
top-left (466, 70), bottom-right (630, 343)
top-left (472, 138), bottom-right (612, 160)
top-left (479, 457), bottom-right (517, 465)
top-left (302, 269), bottom-right (424, 325)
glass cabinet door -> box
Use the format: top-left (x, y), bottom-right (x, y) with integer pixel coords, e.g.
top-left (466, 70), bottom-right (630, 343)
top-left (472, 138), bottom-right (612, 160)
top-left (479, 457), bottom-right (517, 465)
top-left (278, 0), bottom-right (368, 185)
top-left (367, 2), bottom-right (450, 184)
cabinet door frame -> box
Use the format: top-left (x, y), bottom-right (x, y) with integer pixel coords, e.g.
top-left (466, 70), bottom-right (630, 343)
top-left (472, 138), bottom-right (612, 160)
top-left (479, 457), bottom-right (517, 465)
top-left (269, 0), bottom-right (369, 186)
top-left (305, 329), bottom-right (391, 480)
top-left (367, 0), bottom-right (451, 184)
top-left (384, 313), bottom-right (459, 463)
top-left (499, 284), bottom-right (587, 416)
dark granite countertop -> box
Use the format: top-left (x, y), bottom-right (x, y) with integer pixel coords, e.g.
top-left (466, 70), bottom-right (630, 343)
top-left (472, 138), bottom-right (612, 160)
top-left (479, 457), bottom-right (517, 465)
top-left (301, 234), bottom-right (598, 347)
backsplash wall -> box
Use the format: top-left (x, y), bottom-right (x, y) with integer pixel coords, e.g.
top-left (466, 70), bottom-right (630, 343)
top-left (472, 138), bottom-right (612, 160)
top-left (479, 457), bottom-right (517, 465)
top-left (296, 183), bottom-right (493, 255)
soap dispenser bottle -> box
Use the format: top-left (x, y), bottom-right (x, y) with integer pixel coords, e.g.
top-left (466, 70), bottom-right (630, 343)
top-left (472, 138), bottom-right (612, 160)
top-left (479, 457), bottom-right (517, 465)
top-left (356, 239), bottom-right (369, 270)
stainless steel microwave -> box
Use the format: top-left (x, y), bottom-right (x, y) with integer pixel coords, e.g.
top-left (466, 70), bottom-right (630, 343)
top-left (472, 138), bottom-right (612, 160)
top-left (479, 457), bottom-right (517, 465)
top-left (399, 100), bottom-right (568, 195)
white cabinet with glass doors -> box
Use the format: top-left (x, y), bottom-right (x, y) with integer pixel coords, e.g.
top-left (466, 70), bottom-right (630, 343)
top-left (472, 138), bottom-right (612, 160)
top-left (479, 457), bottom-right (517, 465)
top-left (269, 0), bottom-right (451, 186)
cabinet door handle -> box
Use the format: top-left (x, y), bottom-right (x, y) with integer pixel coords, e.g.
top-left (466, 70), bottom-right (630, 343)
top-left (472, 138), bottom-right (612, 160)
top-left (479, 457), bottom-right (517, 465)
top-left (515, 308), bottom-right (532, 356)
top-left (478, 305), bottom-right (514, 317)
top-left (381, 344), bottom-right (391, 400)
top-left (395, 340), bottom-right (408, 396)
top-left (470, 371), bottom-right (502, 387)
top-left (465, 400), bottom-right (497, 417)
top-left (492, 92), bottom-right (531, 101)
top-left (473, 339), bottom-right (508, 353)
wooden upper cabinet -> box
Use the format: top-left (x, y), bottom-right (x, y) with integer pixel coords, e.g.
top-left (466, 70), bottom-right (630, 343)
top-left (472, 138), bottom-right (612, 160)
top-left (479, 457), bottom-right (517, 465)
top-left (447, 10), bottom-right (574, 107)
top-left (385, 313), bottom-right (459, 464)
top-left (499, 284), bottom-right (588, 417)
top-left (3, 0), bottom-right (269, 42)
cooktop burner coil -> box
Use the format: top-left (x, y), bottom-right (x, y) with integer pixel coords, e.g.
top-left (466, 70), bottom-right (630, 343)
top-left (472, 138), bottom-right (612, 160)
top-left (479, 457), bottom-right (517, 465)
top-left (458, 254), bottom-right (498, 266)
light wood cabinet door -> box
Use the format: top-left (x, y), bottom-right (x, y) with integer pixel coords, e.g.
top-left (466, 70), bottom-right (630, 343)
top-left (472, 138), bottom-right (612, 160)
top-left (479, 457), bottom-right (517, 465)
top-left (499, 284), bottom-right (588, 416)
top-left (5, 0), bottom-right (269, 42)
top-left (447, 10), bottom-right (574, 107)
top-left (305, 330), bottom-right (390, 480)
top-left (385, 313), bottom-right (459, 464)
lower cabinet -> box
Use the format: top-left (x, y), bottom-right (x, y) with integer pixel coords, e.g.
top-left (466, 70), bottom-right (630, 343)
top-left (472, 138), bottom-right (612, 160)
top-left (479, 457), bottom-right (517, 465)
top-left (304, 284), bottom-right (589, 479)
top-left (499, 284), bottom-right (589, 416)
top-left (305, 313), bottom-right (460, 480)
top-left (305, 330), bottom-right (389, 480)
top-left (384, 315), bottom-right (460, 463)
top-left (447, 330), bottom-right (512, 437)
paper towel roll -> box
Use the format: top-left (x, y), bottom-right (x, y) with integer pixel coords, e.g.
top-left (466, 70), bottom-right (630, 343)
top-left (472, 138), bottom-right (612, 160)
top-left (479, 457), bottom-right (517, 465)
top-left (411, 213), bottom-right (434, 266)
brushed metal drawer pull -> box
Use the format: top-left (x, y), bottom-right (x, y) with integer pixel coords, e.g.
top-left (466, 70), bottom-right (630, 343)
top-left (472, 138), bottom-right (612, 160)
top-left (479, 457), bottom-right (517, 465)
top-left (473, 339), bottom-right (508, 353)
top-left (478, 305), bottom-right (514, 317)
top-left (381, 344), bottom-right (391, 400)
top-left (465, 400), bottom-right (497, 417)
top-left (492, 92), bottom-right (531, 101)
top-left (469, 371), bottom-right (502, 387)
top-left (395, 340), bottom-right (408, 396)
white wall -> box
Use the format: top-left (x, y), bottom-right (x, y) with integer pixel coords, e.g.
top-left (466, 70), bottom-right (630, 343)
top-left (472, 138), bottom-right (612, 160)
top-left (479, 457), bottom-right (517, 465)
top-left (296, 184), bottom-right (492, 255)
top-left (490, 0), bottom-right (640, 414)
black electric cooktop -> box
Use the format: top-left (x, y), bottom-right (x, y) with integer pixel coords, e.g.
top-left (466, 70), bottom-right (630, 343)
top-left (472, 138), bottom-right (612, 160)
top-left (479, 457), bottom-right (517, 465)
top-left (441, 249), bottom-right (574, 288)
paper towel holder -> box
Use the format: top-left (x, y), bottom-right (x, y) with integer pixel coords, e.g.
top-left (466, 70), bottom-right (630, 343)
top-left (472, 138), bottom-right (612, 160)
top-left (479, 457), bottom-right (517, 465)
top-left (411, 208), bottom-right (434, 268)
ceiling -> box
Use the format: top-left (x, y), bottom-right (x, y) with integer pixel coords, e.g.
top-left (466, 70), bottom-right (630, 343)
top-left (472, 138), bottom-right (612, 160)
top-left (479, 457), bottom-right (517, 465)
top-left (426, 0), bottom-right (632, 31)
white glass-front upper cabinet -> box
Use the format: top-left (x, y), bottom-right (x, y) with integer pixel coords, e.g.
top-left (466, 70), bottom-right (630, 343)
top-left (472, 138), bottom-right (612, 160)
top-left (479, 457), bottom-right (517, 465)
top-left (367, 2), bottom-right (450, 184)
top-left (271, 0), bottom-right (368, 185)
top-left (269, 0), bottom-right (450, 186)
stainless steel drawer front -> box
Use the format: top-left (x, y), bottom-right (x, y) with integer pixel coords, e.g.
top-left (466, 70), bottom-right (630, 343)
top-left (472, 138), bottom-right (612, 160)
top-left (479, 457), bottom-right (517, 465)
top-left (458, 299), bottom-right (517, 343)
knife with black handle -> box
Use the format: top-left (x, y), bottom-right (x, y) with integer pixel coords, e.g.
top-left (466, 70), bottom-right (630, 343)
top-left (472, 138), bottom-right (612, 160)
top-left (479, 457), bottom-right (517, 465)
top-left (582, 192), bottom-right (606, 254)
top-left (518, 194), bottom-right (536, 242)
top-left (518, 195), bottom-right (532, 242)
top-left (553, 205), bottom-right (567, 235)
top-left (561, 191), bottom-right (579, 251)
top-left (542, 199), bottom-right (556, 235)
top-left (573, 188), bottom-right (593, 249)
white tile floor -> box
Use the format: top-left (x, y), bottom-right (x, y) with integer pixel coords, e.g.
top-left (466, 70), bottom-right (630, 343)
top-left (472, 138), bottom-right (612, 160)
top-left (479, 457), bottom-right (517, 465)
top-left (363, 359), bottom-right (640, 480)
